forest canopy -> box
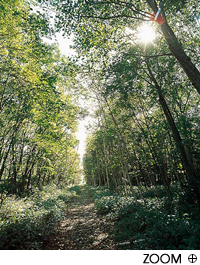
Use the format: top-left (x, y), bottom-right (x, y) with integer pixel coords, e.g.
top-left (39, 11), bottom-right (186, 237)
top-left (42, 0), bottom-right (200, 199)
top-left (1, 0), bottom-right (199, 199)
top-left (0, 0), bottom-right (82, 195)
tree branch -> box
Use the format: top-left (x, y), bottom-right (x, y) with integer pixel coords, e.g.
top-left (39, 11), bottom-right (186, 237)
top-left (82, 14), bottom-right (149, 21)
top-left (146, 0), bottom-right (158, 13)
top-left (126, 53), bottom-right (173, 58)
top-left (144, 53), bottom-right (173, 58)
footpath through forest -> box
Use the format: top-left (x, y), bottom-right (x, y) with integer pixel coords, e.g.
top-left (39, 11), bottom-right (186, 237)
top-left (44, 186), bottom-right (116, 250)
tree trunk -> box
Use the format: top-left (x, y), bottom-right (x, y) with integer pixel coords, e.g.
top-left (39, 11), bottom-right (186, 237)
top-left (27, 162), bottom-right (35, 190)
top-left (95, 150), bottom-right (102, 186)
top-left (146, 60), bottom-right (196, 182)
top-left (146, 0), bottom-right (200, 95)
top-left (0, 140), bottom-right (13, 180)
top-left (103, 140), bottom-right (110, 189)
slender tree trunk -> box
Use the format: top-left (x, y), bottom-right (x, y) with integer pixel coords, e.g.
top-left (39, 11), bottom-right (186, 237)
top-left (108, 144), bottom-right (118, 191)
top-left (146, 0), bottom-right (200, 95)
top-left (0, 140), bottom-right (13, 180)
top-left (91, 169), bottom-right (96, 186)
top-left (21, 155), bottom-right (31, 193)
top-left (27, 162), bottom-right (35, 190)
top-left (127, 105), bottom-right (171, 197)
top-left (11, 147), bottom-right (17, 194)
top-left (134, 98), bottom-right (171, 190)
top-left (95, 150), bottom-right (102, 186)
top-left (102, 96), bottom-right (146, 202)
top-left (146, 60), bottom-right (196, 183)
top-left (103, 139), bottom-right (110, 189)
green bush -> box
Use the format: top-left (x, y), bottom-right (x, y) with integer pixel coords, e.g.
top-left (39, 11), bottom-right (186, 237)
top-left (0, 184), bottom-right (77, 249)
top-left (68, 185), bottom-right (82, 195)
top-left (93, 184), bottom-right (200, 250)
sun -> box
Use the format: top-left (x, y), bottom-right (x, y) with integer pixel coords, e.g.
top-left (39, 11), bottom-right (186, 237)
top-left (138, 24), bottom-right (156, 44)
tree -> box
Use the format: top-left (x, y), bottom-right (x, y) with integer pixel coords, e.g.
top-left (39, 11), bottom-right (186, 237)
top-left (0, 0), bottom-right (82, 194)
top-left (50, 0), bottom-right (200, 94)
top-left (83, 39), bottom-right (200, 200)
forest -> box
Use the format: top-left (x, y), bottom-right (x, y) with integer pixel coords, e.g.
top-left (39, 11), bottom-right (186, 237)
top-left (0, 0), bottom-right (200, 250)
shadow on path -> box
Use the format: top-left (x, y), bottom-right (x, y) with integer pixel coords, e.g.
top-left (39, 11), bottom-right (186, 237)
top-left (43, 186), bottom-right (116, 250)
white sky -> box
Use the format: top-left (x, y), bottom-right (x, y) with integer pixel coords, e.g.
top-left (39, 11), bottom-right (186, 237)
top-left (76, 117), bottom-right (89, 161)
top-left (43, 32), bottom-right (75, 56)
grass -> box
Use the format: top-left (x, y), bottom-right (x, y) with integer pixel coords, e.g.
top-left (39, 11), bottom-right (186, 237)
top-left (0, 184), bottom-right (78, 249)
top-left (92, 183), bottom-right (200, 250)
top-left (1, 183), bottom-right (200, 250)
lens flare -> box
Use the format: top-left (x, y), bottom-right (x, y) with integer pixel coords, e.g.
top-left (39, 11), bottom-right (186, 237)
top-left (138, 24), bottom-right (156, 44)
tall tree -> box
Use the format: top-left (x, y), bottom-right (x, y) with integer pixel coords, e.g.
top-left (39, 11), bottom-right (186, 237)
top-left (0, 0), bottom-right (82, 194)
top-left (50, 0), bottom-right (200, 94)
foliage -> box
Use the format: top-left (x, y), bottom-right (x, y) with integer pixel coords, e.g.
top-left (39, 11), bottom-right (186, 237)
top-left (0, 184), bottom-right (77, 249)
top-left (1, 0), bottom-right (200, 251)
top-left (0, 0), bottom-right (82, 194)
top-left (83, 33), bottom-right (200, 199)
top-left (79, 2), bottom-right (200, 201)
top-left (0, 0), bottom-right (83, 249)
top-left (68, 185), bottom-right (82, 195)
top-left (93, 184), bottom-right (200, 249)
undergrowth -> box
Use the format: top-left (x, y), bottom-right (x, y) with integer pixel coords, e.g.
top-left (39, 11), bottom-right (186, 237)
top-left (92, 184), bottom-right (200, 250)
top-left (0, 184), bottom-right (78, 249)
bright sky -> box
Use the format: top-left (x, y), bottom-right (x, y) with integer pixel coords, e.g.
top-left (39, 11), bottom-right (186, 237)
top-left (57, 36), bottom-right (89, 163)
top-left (138, 24), bottom-right (156, 44)
top-left (44, 24), bottom-right (157, 161)
top-left (57, 35), bottom-right (87, 160)
top-left (76, 117), bottom-right (89, 161)
top-left (43, 33), bottom-right (88, 161)
top-left (43, 32), bottom-right (75, 56)
top-left (53, 24), bottom-right (156, 160)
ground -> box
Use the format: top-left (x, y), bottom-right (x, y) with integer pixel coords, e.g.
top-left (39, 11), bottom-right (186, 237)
top-left (43, 186), bottom-right (116, 250)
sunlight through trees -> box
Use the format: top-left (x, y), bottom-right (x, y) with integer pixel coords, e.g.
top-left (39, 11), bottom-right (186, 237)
top-left (0, 0), bottom-right (200, 251)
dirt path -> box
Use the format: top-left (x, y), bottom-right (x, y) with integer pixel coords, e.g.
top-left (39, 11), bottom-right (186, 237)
top-left (43, 186), bottom-right (116, 250)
